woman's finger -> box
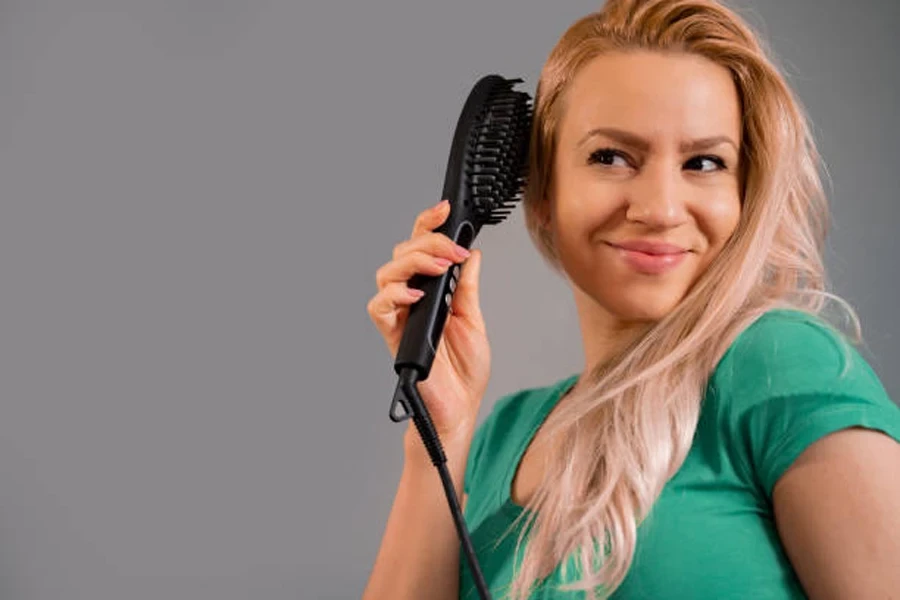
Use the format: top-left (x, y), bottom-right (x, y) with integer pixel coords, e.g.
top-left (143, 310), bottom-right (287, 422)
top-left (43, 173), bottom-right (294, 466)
top-left (366, 282), bottom-right (426, 342)
top-left (376, 250), bottom-right (454, 290)
top-left (410, 199), bottom-right (449, 239)
top-left (392, 231), bottom-right (470, 263)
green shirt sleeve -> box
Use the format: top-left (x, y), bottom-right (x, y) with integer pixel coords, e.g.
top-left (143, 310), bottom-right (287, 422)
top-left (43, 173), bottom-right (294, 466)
top-left (712, 309), bottom-right (900, 499)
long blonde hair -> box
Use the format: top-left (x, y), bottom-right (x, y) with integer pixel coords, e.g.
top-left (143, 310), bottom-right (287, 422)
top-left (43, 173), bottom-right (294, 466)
top-left (510, 0), bottom-right (861, 597)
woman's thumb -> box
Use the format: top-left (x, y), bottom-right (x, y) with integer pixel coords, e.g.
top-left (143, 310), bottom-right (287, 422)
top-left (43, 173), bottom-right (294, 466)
top-left (452, 249), bottom-right (484, 326)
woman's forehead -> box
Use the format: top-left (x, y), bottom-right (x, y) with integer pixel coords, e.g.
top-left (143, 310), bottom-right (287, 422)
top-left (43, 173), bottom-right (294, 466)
top-left (559, 50), bottom-right (742, 149)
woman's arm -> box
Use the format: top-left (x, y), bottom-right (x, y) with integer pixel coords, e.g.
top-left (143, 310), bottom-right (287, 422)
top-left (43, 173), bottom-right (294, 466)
top-left (363, 425), bottom-right (474, 600)
top-left (773, 427), bottom-right (900, 599)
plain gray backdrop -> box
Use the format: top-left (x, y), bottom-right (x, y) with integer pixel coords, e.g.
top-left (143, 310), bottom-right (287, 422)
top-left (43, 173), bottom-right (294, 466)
top-left (0, 1), bottom-right (897, 598)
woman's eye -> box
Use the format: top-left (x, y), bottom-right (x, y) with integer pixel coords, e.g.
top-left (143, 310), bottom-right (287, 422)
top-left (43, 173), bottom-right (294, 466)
top-left (587, 149), bottom-right (727, 172)
top-left (587, 148), bottom-right (629, 167)
top-left (686, 155), bottom-right (727, 172)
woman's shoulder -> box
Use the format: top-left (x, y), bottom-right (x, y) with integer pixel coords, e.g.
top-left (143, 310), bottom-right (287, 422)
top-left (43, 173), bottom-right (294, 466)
top-left (476, 373), bottom-right (579, 437)
top-left (709, 307), bottom-right (891, 404)
top-left (723, 307), bottom-right (856, 364)
top-left (705, 307), bottom-right (900, 498)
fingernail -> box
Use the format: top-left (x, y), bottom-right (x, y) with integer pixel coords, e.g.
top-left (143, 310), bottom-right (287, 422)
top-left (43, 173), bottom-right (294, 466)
top-left (434, 199), bottom-right (449, 211)
top-left (455, 245), bottom-right (471, 258)
top-left (434, 257), bottom-right (453, 267)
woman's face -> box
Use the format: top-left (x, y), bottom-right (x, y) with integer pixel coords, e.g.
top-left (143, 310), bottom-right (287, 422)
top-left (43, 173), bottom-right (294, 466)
top-left (546, 50), bottom-right (743, 323)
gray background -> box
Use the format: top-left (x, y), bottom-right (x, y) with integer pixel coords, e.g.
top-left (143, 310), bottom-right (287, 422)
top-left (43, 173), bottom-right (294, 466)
top-left (0, 1), bottom-right (896, 598)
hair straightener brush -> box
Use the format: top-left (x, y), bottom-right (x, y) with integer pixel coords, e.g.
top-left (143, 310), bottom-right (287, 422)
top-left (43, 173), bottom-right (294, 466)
top-left (387, 75), bottom-right (533, 600)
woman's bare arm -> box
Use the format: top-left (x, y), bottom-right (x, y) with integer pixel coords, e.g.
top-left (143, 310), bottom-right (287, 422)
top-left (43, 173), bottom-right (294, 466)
top-left (363, 426), bottom-right (474, 600)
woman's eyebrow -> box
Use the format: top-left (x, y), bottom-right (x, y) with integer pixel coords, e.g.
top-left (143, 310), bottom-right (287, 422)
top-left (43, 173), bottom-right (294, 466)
top-left (576, 126), bottom-right (738, 153)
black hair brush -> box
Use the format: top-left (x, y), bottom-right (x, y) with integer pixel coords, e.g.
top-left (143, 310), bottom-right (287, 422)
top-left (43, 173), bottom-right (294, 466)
top-left (392, 75), bottom-right (532, 389)
top-left (388, 75), bottom-right (532, 600)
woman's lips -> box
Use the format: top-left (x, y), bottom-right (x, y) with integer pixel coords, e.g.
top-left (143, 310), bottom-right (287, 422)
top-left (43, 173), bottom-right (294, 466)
top-left (605, 242), bottom-right (688, 275)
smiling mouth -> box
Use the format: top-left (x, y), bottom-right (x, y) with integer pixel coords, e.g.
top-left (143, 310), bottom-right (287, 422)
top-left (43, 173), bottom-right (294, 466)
top-left (605, 241), bottom-right (689, 255)
top-left (604, 242), bottom-right (689, 274)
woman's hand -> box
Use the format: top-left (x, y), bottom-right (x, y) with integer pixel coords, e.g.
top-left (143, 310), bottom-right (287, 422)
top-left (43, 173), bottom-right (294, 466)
top-left (367, 200), bottom-right (491, 443)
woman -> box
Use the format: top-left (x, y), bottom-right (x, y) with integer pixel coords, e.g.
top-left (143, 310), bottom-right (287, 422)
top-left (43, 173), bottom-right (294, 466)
top-left (364, 0), bottom-right (900, 598)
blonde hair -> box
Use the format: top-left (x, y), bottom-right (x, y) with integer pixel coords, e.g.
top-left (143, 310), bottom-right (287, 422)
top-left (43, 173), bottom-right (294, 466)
top-left (508, 0), bottom-right (861, 598)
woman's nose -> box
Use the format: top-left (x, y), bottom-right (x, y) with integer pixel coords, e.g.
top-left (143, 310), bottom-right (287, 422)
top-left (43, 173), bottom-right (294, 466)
top-left (625, 164), bottom-right (689, 228)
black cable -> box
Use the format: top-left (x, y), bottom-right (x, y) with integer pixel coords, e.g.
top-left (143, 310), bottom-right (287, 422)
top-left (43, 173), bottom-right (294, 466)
top-left (437, 458), bottom-right (490, 599)
top-left (393, 369), bottom-right (492, 600)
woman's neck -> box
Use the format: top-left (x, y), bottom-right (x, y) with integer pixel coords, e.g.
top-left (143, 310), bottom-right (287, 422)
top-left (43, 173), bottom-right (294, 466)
top-left (571, 286), bottom-right (654, 376)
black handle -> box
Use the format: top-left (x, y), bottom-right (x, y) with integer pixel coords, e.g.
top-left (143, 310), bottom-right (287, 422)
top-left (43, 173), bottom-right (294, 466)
top-left (393, 214), bottom-right (476, 382)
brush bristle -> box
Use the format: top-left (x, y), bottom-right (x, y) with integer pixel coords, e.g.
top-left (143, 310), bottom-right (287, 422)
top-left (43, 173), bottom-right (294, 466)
top-left (465, 78), bottom-right (532, 226)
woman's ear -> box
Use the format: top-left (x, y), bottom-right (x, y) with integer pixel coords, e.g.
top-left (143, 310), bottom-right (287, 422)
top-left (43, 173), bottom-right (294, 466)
top-left (531, 192), bottom-right (551, 227)
top-left (536, 200), bottom-right (556, 249)
top-left (539, 197), bottom-right (555, 231)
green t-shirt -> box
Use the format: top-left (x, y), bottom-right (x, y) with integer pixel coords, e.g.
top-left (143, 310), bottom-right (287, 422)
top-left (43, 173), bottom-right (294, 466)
top-left (459, 309), bottom-right (900, 599)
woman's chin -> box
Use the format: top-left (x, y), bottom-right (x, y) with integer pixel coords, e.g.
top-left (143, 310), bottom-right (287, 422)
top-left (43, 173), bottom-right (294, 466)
top-left (599, 290), bottom-right (685, 324)
top-left (570, 271), bottom-right (690, 323)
